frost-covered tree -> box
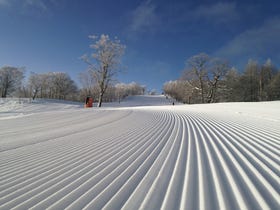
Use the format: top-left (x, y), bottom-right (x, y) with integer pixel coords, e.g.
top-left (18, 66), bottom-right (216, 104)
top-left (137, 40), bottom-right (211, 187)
top-left (163, 80), bottom-right (193, 103)
top-left (51, 72), bottom-right (78, 100)
top-left (115, 83), bottom-right (127, 103)
top-left (81, 34), bottom-right (125, 107)
top-left (28, 72), bottom-right (44, 100)
top-left (170, 55), bottom-right (279, 104)
top-left (179, 53), bottom-right (231, 103)
top-left (28, 72), bottom-right (78, 100)
top-left (79, 69), bottom-right (95, 96)
top-left (110, 82), bottom-right (145, 103)
top-left (0, 66), bottom-right (24, 97)
top-left (183, 53), bottom-right (210, 103)
top-left (126, 82), bottom-right (145, 96)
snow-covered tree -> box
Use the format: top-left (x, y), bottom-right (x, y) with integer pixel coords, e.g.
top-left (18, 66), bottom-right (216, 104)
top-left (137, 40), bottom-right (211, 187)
top-left (115, 83), bottom-right (127, 103)
top-left (82, 34), bottom-right (125, 107)
top-left (51, 72), bottom-right (78, 100)
top-left (0, 66), bottom-right (24, 97)
top-left (163, 80), bottom-right (193, 103)
top-left (28, 72), bottom-right (44, 100)
top-left (79, 69), bottom-right (95, 96)
top-left (126, 82), bottom-right (145, 96)
top-left (181, 53), bottom-right (230, 103)
top-left (28, 72), bottom-right (78, 100)
top-left (183, 53), bottom-right (210, 103)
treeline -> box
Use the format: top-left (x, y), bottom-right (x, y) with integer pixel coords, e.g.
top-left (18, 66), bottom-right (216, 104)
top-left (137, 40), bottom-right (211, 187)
top-left (163, 53), bottom-right (280, 104)
top-left (27, 72), bottom-right (78, 100)
top-left (79, 81), bottom-right (146, 103)
top-left (2, 52), bottom-right (279, 105)
top-left (0, 66), bottom-right (146, 103)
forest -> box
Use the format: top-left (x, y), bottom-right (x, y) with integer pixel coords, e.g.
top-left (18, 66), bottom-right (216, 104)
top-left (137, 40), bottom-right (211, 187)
top-left (0, 66), bottom-right (146, 103)
top-left (164, 53), bottom-right (280, 104)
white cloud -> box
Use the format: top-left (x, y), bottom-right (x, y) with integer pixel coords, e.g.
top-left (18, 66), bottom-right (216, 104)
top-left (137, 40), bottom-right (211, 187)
top-left (216, 17), bottom-right (280, 62)
top-left (192, 2), bottom-right (239, 24)
top-left (128, 0), bottom-right (160, 33)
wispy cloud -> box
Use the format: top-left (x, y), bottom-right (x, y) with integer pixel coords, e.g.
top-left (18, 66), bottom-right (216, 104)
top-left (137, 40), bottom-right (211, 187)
top-left (215, 17), bottom-right (280, 64)
top-left (0, 0), bottom-right (62, 16)
top-left (0, 0), bottom-right (9, 6)
top-left (192, 2), bottom-right (239, 24)
top-left (125, 1), bottom-right (240, 37)
top-left (24, 0), bottom-right (48, 12)
top-left (128, 0), bottom-right (160, 34)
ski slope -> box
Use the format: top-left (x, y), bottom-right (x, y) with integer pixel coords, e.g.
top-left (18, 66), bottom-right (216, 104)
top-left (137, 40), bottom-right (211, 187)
top-left (0, 96), bottom-right (279, 210)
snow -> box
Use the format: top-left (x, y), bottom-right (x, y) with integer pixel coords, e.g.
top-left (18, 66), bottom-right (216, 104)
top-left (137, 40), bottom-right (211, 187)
top-left (0, 96), bottom-right (279, 210)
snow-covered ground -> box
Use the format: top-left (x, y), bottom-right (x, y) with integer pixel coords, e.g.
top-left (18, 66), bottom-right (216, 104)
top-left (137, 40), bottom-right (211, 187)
top-left (0, 96), bottom-right (279, 210)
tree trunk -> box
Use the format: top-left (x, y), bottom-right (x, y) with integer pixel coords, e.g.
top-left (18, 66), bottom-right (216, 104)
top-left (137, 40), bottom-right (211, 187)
top-left (32, 90), bottom-right (38, 100)
top-left (259, 74), bottom-right (263, 101)
top-left (98, 91), bottom-right (104, 107)
top-left (199, 76), bottom-right (204, 103)
top-left (207, 76), bottom-right (219, 103)
top-left (2, 87), bottom-right (7, 98)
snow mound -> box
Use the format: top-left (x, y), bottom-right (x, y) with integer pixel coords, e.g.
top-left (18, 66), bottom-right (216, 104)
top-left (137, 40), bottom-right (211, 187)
top-left (0, 98), bottom-right (83, 120)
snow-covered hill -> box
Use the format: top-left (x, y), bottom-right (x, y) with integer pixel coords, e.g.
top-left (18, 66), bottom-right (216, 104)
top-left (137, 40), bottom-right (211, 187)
top-left (0, 96), bottom-right (279, 209)
top-left (108, 95), bottom-right (177, 107)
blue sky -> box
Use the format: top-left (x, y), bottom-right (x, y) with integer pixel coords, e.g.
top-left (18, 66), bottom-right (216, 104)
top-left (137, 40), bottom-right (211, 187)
top-left (0, 0), bottom-right (279, 92)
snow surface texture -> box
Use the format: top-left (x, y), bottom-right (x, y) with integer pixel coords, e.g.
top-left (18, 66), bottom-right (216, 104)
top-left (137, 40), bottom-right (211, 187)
top-left (0, 96), bottom-right (279, 210)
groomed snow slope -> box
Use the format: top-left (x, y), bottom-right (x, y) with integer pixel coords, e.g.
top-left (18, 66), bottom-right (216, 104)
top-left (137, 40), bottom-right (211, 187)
top-left (0, 96), bottom-right (279, 210)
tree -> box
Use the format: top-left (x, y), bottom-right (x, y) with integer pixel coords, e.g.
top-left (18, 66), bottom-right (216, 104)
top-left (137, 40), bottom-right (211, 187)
top-left (51, 72), bottom-right (78, 100)
top-left (206, 58), bottom-right (230, 103)
top-left (223, 67), bottom-right (242, 102)
top-left (240, 60), bottom-right (260, 101)
top-left (167, 55), bottom-right (279, 104)
top-left (82, 34), bottom-right (125, 107)
top-left (126, 82), bottom-right (146, 96)
top-left (28, 72), bottom-right (78, 100)
top-left (115, 83), bottom-right (127, 103)
top-left (163, 80), bottom-right (193, 103)
top-left (268, 71), bottom-right (280, 100)
top-left (79, 69), bottom-right (95, 97)
top-left (28, 72), bottom-right (43, 100)
top-left (183, 53), bottom-right (210, 103)
top-left (259, 59), bottom-right (277, 101)
top-left (0, 66), bottom-right (24, 97)
top-left (182, 53), bottom-right (229, 103)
